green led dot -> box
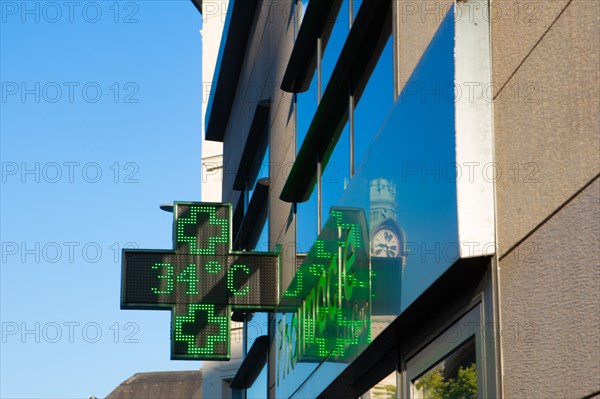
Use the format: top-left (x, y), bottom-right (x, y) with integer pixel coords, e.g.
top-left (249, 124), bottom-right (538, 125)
top-left (176, 205), bottom-right (229, 255)
top-left (176, 263), bottom-right (199, 295)
top-left (174, 304), bottom-right (228, 356)
top-left (205, 260), bottom-right (222, 274)
top-left (227, 264), bottom-right (250, 296)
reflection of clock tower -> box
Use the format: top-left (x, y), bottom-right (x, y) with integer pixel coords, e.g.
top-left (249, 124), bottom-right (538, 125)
top-left (370, 178), bottom-right (396, 226)
top-left (370, 178), bottom-right (406, 264)
top-left (369, 178), bottom-right (405, 321)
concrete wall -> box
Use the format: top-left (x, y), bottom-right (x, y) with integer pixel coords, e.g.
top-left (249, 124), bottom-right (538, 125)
top-left (492, 0), bottom-right (600, 396)
top-left (396, 0), bottom-right (453, 92)
top-left (200, 1), bottom-right (227, 202)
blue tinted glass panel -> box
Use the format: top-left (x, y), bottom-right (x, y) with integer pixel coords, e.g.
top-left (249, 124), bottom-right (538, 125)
top-left (296, 76), bottom-right (318, 254)
top-left (247, 364), bottom-right (267, 398)
top-left (296, 198), bottom-right (317, 255)
top-left (274, 312), bottom-right (322, 398)
top-left (322, 123), bottom-right (350, 228)
top-left (321, 1), bottom-right (349, 94)
top-left (253, 216), bottom-right (269, 252)
top-left (296, 76), bottom-right (318, 156)
top-left (354, 37), bottom-right (393, 169)
top-left (277, 7), bottom-right (456, 397)
top-left (246, 312), bottom-right (269, 398)
top-left (248, 146), bottom-right (269, 206)
top-left (352, 0), bottom-right (363, 21)
top-left (339, 7), bottom-right (457, 321)
top-left (247, 313), bottom-right (268, 345)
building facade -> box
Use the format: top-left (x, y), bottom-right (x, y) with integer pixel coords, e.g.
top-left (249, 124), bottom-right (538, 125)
top-left (197, 0), bottom-right (599, 398)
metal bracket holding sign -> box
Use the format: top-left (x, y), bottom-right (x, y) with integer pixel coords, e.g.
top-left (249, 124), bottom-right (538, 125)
top-left (121, 202), bottom-right (280, 360)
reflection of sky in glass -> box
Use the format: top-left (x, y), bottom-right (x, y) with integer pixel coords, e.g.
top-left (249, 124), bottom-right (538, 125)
top-left (321, 1), bottom-right (349, 93)
top-left (340, 6), bottom-right (458, 312)
top-left (354, 36), bottom-right (394, 172)
top-left (278, 5), bottom-right (457, 397)
top-left (246, 312), bottom-right (269, 398)
top-left (322, 123), bottom-right (349, 226)
top-left (253, 216), bottom-right (269, 253)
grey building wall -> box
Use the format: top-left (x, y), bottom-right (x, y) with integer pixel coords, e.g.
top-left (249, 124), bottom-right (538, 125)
top-left (492, 0), bottom-right (600, 397)
top-left (396, 0), bottom-right (451, 90)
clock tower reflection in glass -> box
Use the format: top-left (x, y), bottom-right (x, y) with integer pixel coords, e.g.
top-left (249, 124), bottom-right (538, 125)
top-left (370, 178), bottom-right (406, 329)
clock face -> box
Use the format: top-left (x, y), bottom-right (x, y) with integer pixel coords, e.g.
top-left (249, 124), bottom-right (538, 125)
top-left (371, 228), bottom-right (400, 258)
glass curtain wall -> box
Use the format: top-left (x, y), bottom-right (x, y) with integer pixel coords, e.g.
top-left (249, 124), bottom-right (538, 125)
top-left (277, 3), bottom-right (458, 397)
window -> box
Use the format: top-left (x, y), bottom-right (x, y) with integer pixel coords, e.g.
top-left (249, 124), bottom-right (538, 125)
top-left (413, 338), bottom-right (477, 399)
top-left (403, 305), bottom-right (485, 399)
top-left (320, 0), bottom-right (350, 93)
top-left (361, 370), bottom-right (398, 399)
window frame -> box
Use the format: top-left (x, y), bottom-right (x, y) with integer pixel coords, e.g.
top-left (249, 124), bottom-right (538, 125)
top-left (403, 303), bottom-right (486, 398)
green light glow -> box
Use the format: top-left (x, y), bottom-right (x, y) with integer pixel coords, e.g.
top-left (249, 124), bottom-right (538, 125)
top-left (176, 263), bottom-right (199, 295)
top-left (205, 260), bottom-right (222, 274)
top-left (121, 202), bottom-right (280, 360)
top-left (176, 205), bottom-right (228, 255)
top-left (174, 304), bottom-right (228, 355)
top-left (151, 263), bottom-right (174, 294)
top-left (227, 264), bottom-right (250, 296)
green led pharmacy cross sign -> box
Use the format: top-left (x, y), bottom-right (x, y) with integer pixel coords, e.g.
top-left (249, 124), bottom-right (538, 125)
top-left (121, 202), bottom-right (280, 360)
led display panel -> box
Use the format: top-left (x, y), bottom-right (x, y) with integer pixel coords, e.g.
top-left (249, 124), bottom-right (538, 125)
top-left (121, 202), bottom-right (280, 360)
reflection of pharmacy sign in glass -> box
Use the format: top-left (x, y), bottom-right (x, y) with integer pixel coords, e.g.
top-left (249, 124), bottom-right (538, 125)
top-left (278, 207), bottom-right (371, 364)
top-left (121, 202), bottom-right (280, 360)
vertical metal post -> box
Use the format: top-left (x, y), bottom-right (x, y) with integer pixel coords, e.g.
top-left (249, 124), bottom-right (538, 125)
top-left (317, 159), bottom-right (322, 234)
top-left (242, 313), bottom-right (248, 357)
top-left (349, 0), bottom-right (354, 27)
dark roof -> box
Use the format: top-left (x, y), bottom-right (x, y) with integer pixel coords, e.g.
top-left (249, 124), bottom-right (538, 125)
top-left (106, 370), bottom-right (202, 399)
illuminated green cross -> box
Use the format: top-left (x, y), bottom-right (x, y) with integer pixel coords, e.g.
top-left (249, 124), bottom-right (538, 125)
top-left (121, 202), bottom-right (280, 360)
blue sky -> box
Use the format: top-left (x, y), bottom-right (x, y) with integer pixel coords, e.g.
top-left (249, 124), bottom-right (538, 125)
top-left (1, 1), bottom-right (206, 397)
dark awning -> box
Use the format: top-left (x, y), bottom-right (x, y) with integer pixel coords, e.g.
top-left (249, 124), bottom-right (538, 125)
top-left (204, 0), bottom-right (259, 142)
top-left (280, 0), bottom-right (343, 93)
top-left (230, 335), bottom-right (269, 389)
